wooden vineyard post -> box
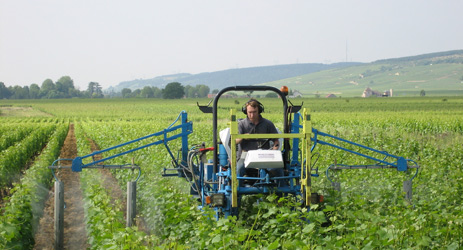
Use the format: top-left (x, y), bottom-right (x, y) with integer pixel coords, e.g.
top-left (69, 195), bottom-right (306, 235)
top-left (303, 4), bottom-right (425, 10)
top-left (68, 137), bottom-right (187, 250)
top-left (403, 180), bottom-right (413, 201)
top-left (127, 181), bottom-right (136, 227)
top-left (54, 181), bottom-right (64, 250)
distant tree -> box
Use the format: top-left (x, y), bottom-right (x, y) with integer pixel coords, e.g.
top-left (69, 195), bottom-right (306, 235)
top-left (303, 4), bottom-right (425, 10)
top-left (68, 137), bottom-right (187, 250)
top-left (420, 89), bottom-right (426, 96)
top-left (152, 87), bottom-right (162, 98)
top-left (87, 82), bottom-right (103, 98)
top-left (212, 89), bottom-right (219, 94)
top-left (181, 84), bottom-right (209, 98)
top-left (8, 86), bottom-right (20, 99)
top-left (198, 85), bottom-right (210, 97)
top-left (95, 83), bottom-right (103, 97)
top-left (132, 89), bottom-right (141, 97)
top-left (0, 82), bottom-right (12, 99)
top-left (29, 84), bottom-right (40, 99)
top-left (56, 76), bottom-right (76, 98)
top-left (87, 82), bottom-right (96, 96)
top-left (40, 79), bottom-right (55, 98)
top-left (24, 86), bottom-right (31, 99)
top-left (46, 90), bottom-right (60, 99)
top-left (184, 85), bottom-right (194, 98)
top-left (121, 88), bottom-right (132, 98)
top-left (69, 88), bottom-right (82, 98)
top-left (55, 82), bottom-right (66, 98)
top-left (163, 82), bottom-right (184, 99)
top-left (141, 86), bottom-right (154, 98)
top-left (9, 85), bottom-right (29, 99)
top-left (265, 92), bottom-right (278, 98)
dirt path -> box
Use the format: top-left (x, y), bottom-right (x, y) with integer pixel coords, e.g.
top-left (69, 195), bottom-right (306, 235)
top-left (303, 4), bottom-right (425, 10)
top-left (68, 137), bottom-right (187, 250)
top-left (34, 124), bottom-right (148, 249)
top-left (87, 138), bottom-right (127, 219)
top-left (34, 124), bottom-right (88, 250)
top-left (87, 138), bottom-right (149, 233)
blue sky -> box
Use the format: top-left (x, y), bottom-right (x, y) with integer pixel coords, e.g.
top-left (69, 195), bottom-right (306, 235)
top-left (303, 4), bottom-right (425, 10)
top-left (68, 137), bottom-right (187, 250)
top-left (1, 0), bottom-right (462, 89)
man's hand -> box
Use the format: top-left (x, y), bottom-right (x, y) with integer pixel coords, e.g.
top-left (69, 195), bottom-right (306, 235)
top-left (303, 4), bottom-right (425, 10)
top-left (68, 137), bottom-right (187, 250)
top-left (272, 139), bottom-right (280, 150)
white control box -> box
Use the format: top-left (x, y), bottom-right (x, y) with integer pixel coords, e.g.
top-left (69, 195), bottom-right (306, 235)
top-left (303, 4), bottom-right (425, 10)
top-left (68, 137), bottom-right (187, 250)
top-left (244, 150), bottom-right (284, 169)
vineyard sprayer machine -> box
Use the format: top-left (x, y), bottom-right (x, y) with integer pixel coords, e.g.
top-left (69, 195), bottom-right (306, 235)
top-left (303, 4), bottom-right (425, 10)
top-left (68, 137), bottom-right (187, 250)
top-left (51, 85), bottom-right (419, 219)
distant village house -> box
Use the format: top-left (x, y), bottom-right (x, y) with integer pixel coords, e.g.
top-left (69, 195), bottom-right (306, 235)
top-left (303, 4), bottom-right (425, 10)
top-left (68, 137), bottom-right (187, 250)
top-left (362, 87), bottom-right (393, 97)
top-left (290, 90), bottom-right (303, 98)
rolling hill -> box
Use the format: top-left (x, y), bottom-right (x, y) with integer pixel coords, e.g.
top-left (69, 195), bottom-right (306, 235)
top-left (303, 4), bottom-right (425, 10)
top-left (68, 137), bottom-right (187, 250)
top-left (107, 62), bottom-right (361, 93)
top-left (265, 50), bottom-right (463, 97)
top-left (107, 50), bottom-right (463, 97)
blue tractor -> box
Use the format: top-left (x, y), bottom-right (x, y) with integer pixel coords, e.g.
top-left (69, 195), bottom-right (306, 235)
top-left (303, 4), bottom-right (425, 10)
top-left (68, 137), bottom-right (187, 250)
top-left (162, 85), bottom-right (420, 218)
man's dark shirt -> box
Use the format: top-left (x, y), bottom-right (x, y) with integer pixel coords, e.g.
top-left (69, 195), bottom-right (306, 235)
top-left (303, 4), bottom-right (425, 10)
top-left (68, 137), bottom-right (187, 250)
top-left (238, 116), bottom-right (278, 151)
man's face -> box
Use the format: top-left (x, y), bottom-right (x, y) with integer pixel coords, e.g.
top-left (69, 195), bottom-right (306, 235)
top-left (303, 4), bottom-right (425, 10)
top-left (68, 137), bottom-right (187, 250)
top-left (246, 105), bottom-right (259, 123)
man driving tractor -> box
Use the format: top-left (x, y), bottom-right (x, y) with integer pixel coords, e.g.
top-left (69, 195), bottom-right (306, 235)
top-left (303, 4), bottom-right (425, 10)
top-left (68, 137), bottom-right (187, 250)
top-left (235, 99), bottom-right (282, 183)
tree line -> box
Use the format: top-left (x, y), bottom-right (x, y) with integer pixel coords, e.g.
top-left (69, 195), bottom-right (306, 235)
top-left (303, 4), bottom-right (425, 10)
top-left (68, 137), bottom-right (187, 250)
top-left (120, 82), bottom-right (211, 99)
top-left (0, 76), bottom-right (212, 99)
top-left (0, 76), bottom-right (103, 99)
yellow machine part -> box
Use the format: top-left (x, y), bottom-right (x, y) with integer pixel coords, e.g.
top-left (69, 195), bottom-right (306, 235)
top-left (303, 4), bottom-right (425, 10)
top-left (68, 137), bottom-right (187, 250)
top-left (229, 108), bottom-right (312, 207)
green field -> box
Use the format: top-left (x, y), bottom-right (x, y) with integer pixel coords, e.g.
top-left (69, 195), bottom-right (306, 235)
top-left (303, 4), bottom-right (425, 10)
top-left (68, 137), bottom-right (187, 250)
top-left (1, 97), bottom-right (462, 249)
top-left (266, 63), bottom-right (463, 97)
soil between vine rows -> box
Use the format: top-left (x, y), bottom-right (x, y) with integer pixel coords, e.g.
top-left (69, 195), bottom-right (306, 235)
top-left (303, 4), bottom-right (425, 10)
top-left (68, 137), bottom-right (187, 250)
top-left (86, 134), bottom-right (150, 236)
top-left (33, 124), bottom-right (148, 249)
top-left (34, 124), bottom-right (88, 249)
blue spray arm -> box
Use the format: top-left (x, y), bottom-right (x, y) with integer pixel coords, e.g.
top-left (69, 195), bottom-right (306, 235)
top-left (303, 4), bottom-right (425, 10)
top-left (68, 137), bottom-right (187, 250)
top-left (49, 111), bottom-right (193, 182)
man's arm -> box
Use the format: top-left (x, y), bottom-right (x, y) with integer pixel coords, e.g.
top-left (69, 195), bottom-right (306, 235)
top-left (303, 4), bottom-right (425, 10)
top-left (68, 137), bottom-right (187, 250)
top-left (236, 136), bottom-right (245, 144)
top-left (236, 121), bottom-right (245, 144)
top-left (265, 118), bottom-right (279, 150)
